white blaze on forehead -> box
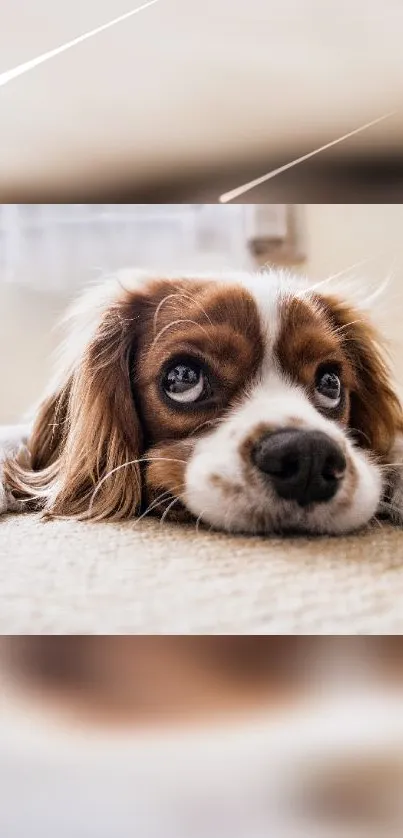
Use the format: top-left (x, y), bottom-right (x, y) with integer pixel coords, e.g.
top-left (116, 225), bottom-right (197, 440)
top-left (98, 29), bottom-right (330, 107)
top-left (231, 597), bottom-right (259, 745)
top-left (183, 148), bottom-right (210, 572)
top-left (240, 269), bottom-right (309, 369)
top-left (244, 276), bottom-right (281, 362)
top-left (222, 372), bottom-right (346, 445)
top-left (229, 271), bottom-right (345, 442)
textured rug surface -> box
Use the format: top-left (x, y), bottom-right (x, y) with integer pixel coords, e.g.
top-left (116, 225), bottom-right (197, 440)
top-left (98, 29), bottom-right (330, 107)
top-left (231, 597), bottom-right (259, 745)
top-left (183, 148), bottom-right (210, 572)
top-left (1, 513), bottom-right (403, 633)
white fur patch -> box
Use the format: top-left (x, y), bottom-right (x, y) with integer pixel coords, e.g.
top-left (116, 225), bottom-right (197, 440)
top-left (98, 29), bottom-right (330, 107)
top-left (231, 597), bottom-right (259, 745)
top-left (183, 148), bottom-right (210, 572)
top-left (184, 274), bottom-right (384, 535)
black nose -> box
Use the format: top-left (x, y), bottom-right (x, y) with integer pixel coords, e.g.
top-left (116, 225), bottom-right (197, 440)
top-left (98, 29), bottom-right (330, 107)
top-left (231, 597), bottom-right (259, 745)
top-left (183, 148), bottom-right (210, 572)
top-left (252, 429), bottom-right (346, 506)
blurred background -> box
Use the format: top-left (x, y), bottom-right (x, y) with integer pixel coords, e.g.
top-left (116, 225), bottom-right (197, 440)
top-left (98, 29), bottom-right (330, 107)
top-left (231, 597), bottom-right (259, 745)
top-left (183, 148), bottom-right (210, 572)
top-left (1, 637), bottom-right (403, 837)
top-left (0, 0), bottom-right (403, 201)
top-left (0, 202), bottom-right (403, 423)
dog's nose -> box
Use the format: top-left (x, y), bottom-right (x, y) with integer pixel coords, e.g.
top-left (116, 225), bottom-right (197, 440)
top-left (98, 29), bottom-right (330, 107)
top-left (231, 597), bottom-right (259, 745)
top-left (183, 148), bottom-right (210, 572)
top-left (252, 429), bottom-right (346, 506)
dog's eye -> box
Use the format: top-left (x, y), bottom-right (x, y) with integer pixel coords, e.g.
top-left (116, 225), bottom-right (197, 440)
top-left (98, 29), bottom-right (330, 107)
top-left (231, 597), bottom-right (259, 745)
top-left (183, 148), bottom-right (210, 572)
top-left (315, 366), bottom-right (342, 408)
top-left (163, 363), bottom-right (206, 403)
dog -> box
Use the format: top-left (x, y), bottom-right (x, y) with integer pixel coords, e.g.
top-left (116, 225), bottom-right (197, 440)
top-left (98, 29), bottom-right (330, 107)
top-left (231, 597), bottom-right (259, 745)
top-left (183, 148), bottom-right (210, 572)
top-left (1, 269), bottom-right (403, 535)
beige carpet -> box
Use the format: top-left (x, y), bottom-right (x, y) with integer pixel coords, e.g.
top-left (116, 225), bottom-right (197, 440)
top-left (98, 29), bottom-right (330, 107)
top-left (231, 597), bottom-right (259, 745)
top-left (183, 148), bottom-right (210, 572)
top-left (2, 514), bottom-right (403, 633)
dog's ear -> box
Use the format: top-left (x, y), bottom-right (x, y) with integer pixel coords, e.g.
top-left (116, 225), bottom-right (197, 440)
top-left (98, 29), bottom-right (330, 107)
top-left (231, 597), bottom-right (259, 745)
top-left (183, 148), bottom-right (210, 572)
top-left (318, 293), bottom-right (403, 525)
top-left (317, 294), bottom-right (403, 456)
top-left (5, 289), bottom-right (145, 521)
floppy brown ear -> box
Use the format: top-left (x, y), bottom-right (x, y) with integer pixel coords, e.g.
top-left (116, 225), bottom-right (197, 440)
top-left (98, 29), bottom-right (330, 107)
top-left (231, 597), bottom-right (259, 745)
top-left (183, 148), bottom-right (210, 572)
top-left (317, 294), bottom-right (403, 457)
top-left (5, 299), bottom-right (144, 521)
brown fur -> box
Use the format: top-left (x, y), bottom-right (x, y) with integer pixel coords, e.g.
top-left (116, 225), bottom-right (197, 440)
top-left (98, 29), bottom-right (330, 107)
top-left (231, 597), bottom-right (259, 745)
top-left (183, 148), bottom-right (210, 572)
top-left (209, 473), bottom-right (244, 497)
top-left (275, 294), bottom-right (403, 457)
top-left (4, 279), bottom-right (264, 522)
top-left (4, 279), bottom-right (402, 524)
top-left (5, 296), bottom-right (145, 520)
top-left (275, 296), bottom-right (355, 427)
top-left (316, 294), bottom-right (403, 457)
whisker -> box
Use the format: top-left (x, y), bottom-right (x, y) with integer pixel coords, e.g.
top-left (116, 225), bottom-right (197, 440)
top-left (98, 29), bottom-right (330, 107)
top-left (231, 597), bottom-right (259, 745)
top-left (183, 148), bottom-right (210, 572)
top-left (377, 462), bottom-right (403, 470)
top-left (377, 503), bottom-right (402, 520)
top-left (153, 293), bottom-right (213, 336)
top-left (295, 276), bottom-right (335, 297)
top-left (135, 490), bottom-right (173, 522)
top-left (362, 271), bottom-right (395, 309)
top-left (321, 257), bottom-right (380, 286)
top-left (159, 495), bottom-right (182, 525)
top-left (134, 484), bottom-right (185, 524)
top-left (88, 456), bottom-right (187, 515)
top-left (296, 268), bottom-right (371, 299)
top-left (151, 319), bottom-right (211, 349)
top-left (347, 428), bottom-right (373, 448)
top-left (297, 255), bottom-right (395, 300)
top-left (332, 319), bottom-right (363, 336)
top-left (195, 509), bottom-right (206, 532)
top-left (188, 418), bottom-right (221, 437)
top-left (380, 498), bottom-right (402, 510)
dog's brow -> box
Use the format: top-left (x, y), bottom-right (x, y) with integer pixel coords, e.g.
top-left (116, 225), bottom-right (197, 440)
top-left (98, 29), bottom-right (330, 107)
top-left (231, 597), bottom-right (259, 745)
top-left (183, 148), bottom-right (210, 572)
top-left (151, 319), bottom-right (211, 349)
top-left (153, 293), bottom-right (214, 336)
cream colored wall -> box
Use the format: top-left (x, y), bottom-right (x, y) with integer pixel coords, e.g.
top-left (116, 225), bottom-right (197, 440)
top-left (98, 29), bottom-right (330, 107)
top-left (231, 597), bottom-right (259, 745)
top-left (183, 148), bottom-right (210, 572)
top-left (304, 204), bottom-right (403, 392)
top-left (0, 285), bottom-right (70, 423)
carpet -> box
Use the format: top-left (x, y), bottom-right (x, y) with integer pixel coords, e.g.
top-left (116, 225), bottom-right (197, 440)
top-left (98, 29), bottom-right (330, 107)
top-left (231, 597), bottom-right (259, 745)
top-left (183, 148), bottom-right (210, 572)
top-left (1, 514), bottom-right (403, 633)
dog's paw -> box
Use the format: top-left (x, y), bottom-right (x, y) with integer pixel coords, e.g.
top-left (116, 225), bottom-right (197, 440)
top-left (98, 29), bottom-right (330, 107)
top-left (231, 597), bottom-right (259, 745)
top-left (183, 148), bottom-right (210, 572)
top-left (0, 474), bottom-right (26, 515)
top-left (0, 482), bottom-right (25, 515)
top-left (380, 435), bottom-right (403, 526)
top-left (0, 479), bottom-right (8, 515)
top-left (0, 463), bottom-right (22, 515)
top-left (388, 480), bottom-right (403, 526)
top-left (0, 459), bottom-right (27, 516)
top-left (0, 425), bottom-right (30, 516)
top-left (0, 459), bottom-right (20, 515)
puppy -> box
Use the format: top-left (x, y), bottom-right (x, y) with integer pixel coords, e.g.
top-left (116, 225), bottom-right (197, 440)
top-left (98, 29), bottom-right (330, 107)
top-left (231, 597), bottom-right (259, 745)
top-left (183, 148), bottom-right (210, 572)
top-left (1, 269), bottom-right (403, 535)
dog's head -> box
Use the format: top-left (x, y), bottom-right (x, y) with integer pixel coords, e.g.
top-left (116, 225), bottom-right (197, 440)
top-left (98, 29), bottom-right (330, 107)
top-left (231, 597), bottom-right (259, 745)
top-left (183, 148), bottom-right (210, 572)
top-left (7, 270), bottom-right (403, 534)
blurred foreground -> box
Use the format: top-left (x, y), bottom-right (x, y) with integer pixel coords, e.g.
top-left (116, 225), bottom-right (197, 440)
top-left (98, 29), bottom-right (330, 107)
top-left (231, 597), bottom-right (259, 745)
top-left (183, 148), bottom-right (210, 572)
top-left (1, 0), bottom-right (402, 201)
top-left (1, 638), bottom-right (403, 837)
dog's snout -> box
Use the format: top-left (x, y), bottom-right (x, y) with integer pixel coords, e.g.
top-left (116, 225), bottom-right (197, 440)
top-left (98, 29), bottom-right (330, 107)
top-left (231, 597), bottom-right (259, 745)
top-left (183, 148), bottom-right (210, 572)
top-left (252, 429), bottom-right (346, 506)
